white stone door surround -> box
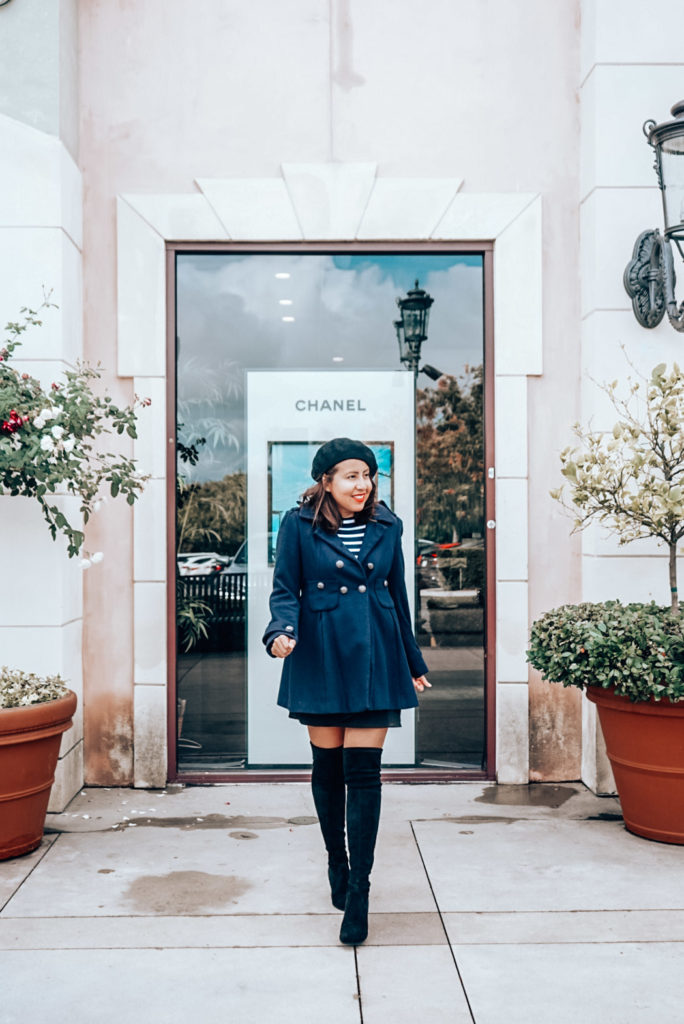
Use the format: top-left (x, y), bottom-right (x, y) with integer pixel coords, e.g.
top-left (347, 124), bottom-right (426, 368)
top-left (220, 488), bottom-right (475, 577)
top-left (117, 164), bottom-right (542, 787)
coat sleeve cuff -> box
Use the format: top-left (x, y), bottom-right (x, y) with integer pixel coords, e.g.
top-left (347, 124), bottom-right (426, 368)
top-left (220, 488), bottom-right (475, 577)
top-left (408, 652), bottom-right (429, 677)
top-left (263, 623), bottom-right (298, 656)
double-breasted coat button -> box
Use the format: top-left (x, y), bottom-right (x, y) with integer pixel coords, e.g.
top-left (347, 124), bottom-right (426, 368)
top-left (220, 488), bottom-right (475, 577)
top-left (340, 586), bottom-right (348, 594)
top-left (335, 559), bottom-right (344, 569)
top-left (317, 581), bottom-right (325, 589)
top-left (358, 584), bottom-right (367, 593)
top-left (367, 562), bottom-right (374, 570)
top-left (383, 579), bottom-right (388, 586)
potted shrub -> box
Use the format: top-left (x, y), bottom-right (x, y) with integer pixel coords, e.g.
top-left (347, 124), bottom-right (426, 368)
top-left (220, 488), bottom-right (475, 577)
top-left (0, 669), bottom-right (77, 860)
top-left (528, 360), bottom-right (684, 844)
top-left (0, 300), bottom-right (149, 857)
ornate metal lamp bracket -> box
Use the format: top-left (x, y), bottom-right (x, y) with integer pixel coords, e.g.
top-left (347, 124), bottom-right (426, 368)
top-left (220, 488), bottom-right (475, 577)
top-left (624, 229), bottom-right (684, 332)
top-left (624, 229), bottom-right (667, 328)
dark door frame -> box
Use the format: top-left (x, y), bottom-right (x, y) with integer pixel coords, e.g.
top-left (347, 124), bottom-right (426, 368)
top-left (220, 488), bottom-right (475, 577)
top-left (166, 240), bottom-right (496, 783)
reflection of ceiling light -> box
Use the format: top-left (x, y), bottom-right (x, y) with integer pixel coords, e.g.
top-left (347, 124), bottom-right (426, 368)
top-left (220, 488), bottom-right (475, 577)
top-left (282, 316), bottom-right (295, 322)
top-left (275, 272), bottom-right (290, 279)
top-left (332, 356), bottom-right (344, 362)
top-left (279, 299), bottom-right (293, 305)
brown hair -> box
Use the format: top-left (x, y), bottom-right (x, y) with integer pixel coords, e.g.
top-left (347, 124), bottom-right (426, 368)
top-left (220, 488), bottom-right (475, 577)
top-left (300, 465), bottom-right (378, 533)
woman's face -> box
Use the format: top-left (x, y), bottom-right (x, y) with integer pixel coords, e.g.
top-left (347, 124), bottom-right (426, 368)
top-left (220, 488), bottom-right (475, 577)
top-left (324, 459), bottom-right (373, 517)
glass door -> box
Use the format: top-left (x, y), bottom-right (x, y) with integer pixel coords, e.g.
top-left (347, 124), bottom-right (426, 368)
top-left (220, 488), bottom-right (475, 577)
top-left (173, 250), bottom-right (487, 772)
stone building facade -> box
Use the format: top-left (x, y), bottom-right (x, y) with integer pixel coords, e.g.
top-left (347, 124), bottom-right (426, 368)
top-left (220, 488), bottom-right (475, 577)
top-left (0, 0), bottom-right (681, 804)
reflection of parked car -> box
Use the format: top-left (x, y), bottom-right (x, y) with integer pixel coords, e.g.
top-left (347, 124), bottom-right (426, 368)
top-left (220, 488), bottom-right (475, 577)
top-left (416, 537), bottom-right (461, 566)
top-left (222, 534), bottom-right (276, 573)
top-left (417, 535), bottom-right (485, 597)
top-left (223, 539), bottom-right (247, 572)
top-left (177, 552), bottom-right (231, 576)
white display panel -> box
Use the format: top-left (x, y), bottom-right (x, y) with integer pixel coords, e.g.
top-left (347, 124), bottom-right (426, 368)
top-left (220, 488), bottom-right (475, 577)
top-left (246, 370), bottom-right (416, 766)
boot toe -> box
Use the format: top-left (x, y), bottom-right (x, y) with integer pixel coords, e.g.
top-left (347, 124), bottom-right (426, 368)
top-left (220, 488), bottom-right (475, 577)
top-left (339, 887), bottom-right (369, 945)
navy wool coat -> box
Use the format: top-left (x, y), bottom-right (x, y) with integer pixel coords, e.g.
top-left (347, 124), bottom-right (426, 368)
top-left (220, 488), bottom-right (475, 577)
top-left (263, 502), bottom-right (428, 714)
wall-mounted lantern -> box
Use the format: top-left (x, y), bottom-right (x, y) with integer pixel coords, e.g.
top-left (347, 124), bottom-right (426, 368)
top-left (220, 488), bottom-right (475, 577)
top-left (625, 101), bottom-right (684, 331)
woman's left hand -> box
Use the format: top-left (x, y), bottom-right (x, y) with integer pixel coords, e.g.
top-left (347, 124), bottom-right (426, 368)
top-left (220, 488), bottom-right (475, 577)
top-left (413, 675), bottom-right (431, 694)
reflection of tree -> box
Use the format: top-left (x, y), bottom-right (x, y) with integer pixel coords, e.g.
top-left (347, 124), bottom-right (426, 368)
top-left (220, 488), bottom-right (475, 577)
top-left (176, 352), bottom-right (243, 474)
top-left (176, 414), bottom-right (246, 555)
top-left (416, 365), bottom-right (484, 542)
top-left (177, 471), bottom-right (246, 555)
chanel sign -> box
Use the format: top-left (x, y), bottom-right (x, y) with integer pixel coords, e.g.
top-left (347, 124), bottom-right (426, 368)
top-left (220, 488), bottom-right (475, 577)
top-left (294, 398), bottom-right (367, 412)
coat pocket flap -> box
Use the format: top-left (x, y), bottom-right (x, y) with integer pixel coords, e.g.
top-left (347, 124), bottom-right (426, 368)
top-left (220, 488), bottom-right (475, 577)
top-left (375, 583), bottom-right (395, 609)
top-left (305, 583), bottom-right (340, 611)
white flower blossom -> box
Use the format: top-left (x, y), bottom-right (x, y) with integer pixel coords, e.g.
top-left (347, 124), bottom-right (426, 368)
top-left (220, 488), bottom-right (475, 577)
top-left (0, 667), bottom-right (69, 709)
top-left (79, 558), bottom-right (92, 570)
top-left (1, 304), bottom-right (147, 557)
top-left (90, 551), bottom-right (104, 564)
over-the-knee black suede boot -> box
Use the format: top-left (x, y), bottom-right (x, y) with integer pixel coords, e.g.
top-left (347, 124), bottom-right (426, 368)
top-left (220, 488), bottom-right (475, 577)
top-left (310, 743), bottom-right (349, 911)
top-left (339, 746), bottom-right (382, 946)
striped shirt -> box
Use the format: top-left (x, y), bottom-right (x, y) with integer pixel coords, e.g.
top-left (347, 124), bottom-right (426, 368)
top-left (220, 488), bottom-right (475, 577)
top-left (337, 517), bottom-right (366, 558)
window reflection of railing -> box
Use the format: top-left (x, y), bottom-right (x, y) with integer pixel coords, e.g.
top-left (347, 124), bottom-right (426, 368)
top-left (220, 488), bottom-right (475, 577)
top-left (177, 572), bottom-right (246, 652)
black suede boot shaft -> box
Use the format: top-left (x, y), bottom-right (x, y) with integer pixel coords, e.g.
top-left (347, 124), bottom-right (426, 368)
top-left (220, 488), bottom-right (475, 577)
top-left (339, 746), bottom-right (382, 946)
top-left (310, 743), bottom-right (348, 910)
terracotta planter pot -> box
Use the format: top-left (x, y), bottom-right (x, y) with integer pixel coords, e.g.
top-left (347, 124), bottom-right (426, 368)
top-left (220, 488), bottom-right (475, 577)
top-left (586, 685), bottom-right (684, 844)
top-left (0, 690), bottom-right (77, 860)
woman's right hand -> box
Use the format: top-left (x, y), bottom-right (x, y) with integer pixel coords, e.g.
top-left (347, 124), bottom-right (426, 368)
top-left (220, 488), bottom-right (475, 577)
top-left (271, 635), bottom-right (297, 659)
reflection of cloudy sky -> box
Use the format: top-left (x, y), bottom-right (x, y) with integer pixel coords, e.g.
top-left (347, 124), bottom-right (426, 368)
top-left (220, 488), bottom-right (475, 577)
top-left (177, 253), bottom-right (483, 481)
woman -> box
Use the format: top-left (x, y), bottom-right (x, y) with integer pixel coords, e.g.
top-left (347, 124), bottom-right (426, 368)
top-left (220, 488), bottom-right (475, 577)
top-left (263, 437), bottom-right (430, 946)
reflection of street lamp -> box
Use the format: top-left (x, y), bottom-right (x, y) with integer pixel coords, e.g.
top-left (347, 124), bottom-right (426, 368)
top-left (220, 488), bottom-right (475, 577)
top-left (625, 101), bottom-right (684, 331)
top-left (394, 280), bottom-right (434, 376)
top-left (394, 281), bottom-right (438, 625)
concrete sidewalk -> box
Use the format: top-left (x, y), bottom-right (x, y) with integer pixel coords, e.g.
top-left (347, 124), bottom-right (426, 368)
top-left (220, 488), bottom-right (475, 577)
top-left (1, 781), bottom-right (682, 1023)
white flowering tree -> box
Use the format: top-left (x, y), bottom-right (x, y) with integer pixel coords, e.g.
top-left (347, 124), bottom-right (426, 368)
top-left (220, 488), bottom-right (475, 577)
top-left (0, 301), bottom-right (149, 559)
top-left (552, 361), bottom-right (684, 615)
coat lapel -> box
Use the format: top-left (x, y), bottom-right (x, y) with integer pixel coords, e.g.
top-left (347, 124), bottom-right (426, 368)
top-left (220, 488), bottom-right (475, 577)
top-left (297, 500), bottom-right (395, 566)
top-left (314, 523), bottom-right (360, 564)
top-left (357, 504), bottom-right (393, 563)
top-left (298, 503), bottom-right (358, 565)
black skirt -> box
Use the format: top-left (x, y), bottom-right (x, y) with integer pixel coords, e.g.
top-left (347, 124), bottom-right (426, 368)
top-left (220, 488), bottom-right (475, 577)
top-left (289, 709), bottom-right (401, 728)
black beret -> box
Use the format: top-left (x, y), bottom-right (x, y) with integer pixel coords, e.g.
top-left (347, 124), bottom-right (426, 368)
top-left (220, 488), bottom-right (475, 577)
top-left (311, 438), bottom-right (378, 480)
